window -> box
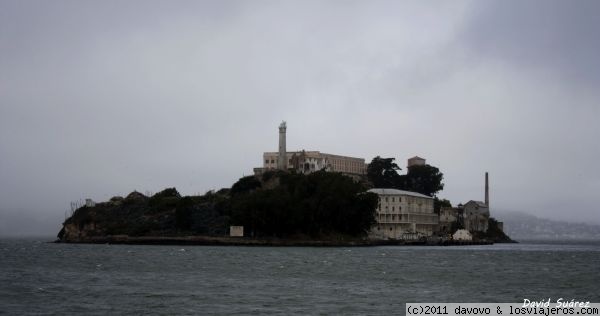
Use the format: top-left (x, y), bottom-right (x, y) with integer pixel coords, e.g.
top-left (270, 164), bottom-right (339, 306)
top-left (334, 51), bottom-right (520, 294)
top-left (385, 197), bottom-right (388, 202)
top-left (392, 206), bottom-right (395, 211)
top-left (271, 160), bottom-right (275, 164)
top-left (265, 160), bottom-right (269, 164)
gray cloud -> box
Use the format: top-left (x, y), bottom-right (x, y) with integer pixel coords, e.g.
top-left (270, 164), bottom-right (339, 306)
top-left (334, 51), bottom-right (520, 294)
top-left (1, 1), bottom-right (598, 236)
top-left (462, 0), bottom-right (600, 86)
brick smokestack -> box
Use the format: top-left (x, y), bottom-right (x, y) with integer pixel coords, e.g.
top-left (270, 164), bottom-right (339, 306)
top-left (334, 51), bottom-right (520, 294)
top-left (485, 172), bottom-right (489, 207)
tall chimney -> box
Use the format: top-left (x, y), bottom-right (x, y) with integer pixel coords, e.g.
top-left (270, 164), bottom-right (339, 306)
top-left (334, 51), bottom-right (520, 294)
top-left (278, 121), bottom-right (287, 170)
top-left (485, 172), bottom-right (489, 207)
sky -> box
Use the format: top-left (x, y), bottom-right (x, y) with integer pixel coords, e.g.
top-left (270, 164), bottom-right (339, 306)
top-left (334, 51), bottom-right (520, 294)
top-left (1, 0), bottom-right (599, 236)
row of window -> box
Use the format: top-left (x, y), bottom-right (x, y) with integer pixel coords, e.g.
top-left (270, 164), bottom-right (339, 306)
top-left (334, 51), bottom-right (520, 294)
top-left (379, 205), bottom-right (402, 212)
top-left (264, 156), bottom-right (365, 172)
top-left (377, 214), bottom-right (438, 224)
top-left (265, 158), bottom-right (295, 165)
top-left (330, 160), bottom-right (364, 173)
top-left (377, 205), bottom-right (435, 214)
top-left (383, 196), bottom-right (402, 203)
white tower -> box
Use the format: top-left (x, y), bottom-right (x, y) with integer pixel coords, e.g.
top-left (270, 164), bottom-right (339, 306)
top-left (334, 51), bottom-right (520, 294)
top-left (278, 121), bottom-right (287, 170)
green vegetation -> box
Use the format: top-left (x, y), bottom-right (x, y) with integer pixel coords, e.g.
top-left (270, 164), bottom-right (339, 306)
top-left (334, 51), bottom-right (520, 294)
top-left (58, 188), bottom-right (231, 238)
top-left (366, 157), bottom-right (403, 188)
top-left (367, 156), bottom-right (445, 197)
top-left (433, 197), bottom-right (452, 214)
top-left (404, 164), bottom-right (444, 196)
top-left (230, 171), bottom-right (378, 238)
top-left (59, 171), bottom-right (378, 240)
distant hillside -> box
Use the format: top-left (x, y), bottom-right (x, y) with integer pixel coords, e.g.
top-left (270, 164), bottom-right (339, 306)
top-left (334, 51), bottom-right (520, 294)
top-left (0, 209), bottom-right (59, 237)
top-left (494, 211), bottom-right (600, 240)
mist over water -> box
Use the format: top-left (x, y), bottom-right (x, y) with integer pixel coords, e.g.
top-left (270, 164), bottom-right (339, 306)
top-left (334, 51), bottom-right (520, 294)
top-left (1, 239), bottom-right (599, 315)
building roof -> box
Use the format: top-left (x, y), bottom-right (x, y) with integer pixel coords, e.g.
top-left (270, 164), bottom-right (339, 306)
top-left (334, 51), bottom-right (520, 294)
top-left (408, 156), bottom-right (425, 160)
top-left (367, 188), bottom-right (433, 199)
top-left (263, 151), bottom-right (365, 161)
top-left (465, 200), bottom-right (488, 208)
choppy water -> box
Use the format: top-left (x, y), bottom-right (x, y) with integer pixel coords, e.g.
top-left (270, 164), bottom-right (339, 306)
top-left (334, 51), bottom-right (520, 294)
top-left (1, 239), bottom-right (599, 315)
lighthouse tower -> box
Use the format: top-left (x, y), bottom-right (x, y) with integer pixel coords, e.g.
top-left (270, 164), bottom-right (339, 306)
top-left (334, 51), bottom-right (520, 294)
top-left (278, 121), bottom-right (287, 170)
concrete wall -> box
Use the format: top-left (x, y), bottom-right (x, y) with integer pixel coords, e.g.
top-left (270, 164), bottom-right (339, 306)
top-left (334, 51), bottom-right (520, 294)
top-left (463, 201), bottom-right (489, 232)
top-left (230, 226), bottom-right (244, 237)
top-left (262, 151), bottom-right (366, 175)
top-left (369, 190), bottom-right (437, 240)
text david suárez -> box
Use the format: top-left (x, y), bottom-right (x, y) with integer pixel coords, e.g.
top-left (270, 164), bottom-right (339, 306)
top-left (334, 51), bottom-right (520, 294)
top-left (523, 299), bottom-right (591, 308)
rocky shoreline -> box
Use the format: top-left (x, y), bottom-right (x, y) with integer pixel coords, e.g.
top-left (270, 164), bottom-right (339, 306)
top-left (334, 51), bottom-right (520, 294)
top-left (54, 235), bottom-right (496, 247)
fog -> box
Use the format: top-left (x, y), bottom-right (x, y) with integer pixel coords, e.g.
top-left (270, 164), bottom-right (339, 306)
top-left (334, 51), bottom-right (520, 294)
top-left (1, 0), bottom-right (598, 236)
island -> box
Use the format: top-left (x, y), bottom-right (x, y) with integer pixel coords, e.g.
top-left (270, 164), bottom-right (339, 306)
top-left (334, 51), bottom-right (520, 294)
top-left (57, 122), bottom-right (514, 246)
top-left (57, 169), bottom-right (513, 246)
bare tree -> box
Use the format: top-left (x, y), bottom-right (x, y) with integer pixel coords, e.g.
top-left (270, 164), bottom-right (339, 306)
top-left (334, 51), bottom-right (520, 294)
top-left (68, 199), bottom-right (84, 218)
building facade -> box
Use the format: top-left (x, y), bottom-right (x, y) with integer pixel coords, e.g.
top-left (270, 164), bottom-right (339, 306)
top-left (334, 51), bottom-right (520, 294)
top-left (438, 206), bottom-right (462, 233)
top-left (368, 188), bottom-right (438, 240)
top-left (260, 151), bottom-right (366, 176)
top-left (463, 200), bottom-right (489, 232)
top-left (438, 173), bottom-right (497, 235)
top-left (255, 122), bottom-right (367, 177)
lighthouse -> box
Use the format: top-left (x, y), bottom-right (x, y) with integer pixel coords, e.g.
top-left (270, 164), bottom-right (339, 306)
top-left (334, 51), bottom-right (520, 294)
top-left (278, 121), bottom-right (287, 170)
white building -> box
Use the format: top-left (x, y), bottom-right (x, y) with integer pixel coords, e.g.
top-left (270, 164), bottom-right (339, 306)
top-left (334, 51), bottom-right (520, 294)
top-left (254, 123), bottom-right (367, 178)
top-left (368, 188), bottom-right (438, 240)
top-left (261, 150), bottom-right (366, 175)
top-left (453, 229), bottom-right (472, 241)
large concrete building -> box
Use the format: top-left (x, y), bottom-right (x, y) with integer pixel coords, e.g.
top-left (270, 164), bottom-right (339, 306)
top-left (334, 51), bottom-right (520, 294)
top-left (463, 200), bottom-right (489, 232)
top-left (368, 188), bottom-right (438, 240)
top-left (262, 151), bottom-right (366, 175)
top-left (438, 172), bottom-right (495, 234)
top-left (438, 206), bottom-right (461, 233)
top-left (463, 172), bottom-right (492, 232)
top-left (255, 122), bottom-right (367, 177)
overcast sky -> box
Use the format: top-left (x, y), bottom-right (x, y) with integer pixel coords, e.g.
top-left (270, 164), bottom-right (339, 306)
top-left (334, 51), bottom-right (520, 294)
top-left (1, 0), bottom-right (599, 236)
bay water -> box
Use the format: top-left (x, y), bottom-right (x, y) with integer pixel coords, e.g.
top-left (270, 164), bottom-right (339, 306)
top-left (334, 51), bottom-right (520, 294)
top-left (1, 239), bottom-right (599, 315)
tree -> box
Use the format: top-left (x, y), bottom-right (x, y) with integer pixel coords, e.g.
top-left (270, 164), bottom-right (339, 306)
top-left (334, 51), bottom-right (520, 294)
top-left (175, 197), bottom-right (194, 230)
top-left (230, 171), bottom-right (378, 238)
top-left (367, 156), bottom-right (403, 188)
top-left (404, 164), bottom-right (444, 196)
top-left (433, 197), bottom-right (452, 214)
top-left (231, 175), bottom-right (262, 196)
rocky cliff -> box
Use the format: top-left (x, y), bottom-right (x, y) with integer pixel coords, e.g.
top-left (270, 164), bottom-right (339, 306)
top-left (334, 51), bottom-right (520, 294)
top-left (57, 188), bottom-right (230, 242)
